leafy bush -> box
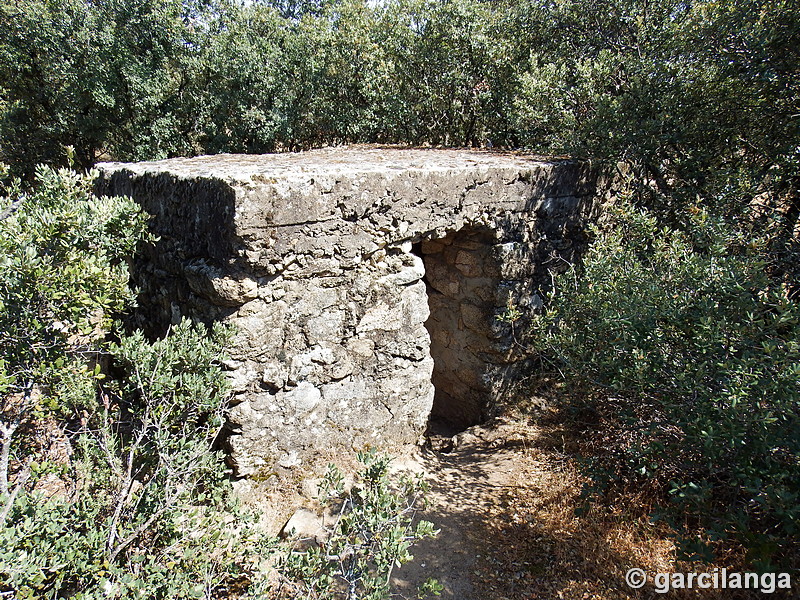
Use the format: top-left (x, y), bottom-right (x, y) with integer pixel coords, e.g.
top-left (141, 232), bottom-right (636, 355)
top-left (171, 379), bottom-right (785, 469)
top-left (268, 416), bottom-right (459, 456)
top-left (532, 198), bottom-right (800, 564)
top-left (0, 163), bottom-right (146, 418)
top-left (278, 450), bottom-right (441, 600)
top-left (2, 320), bottom-right (275, 599)
top-left (0, 0), bottom-right (209, 173)
top-left (0, 167), bottom-right (273, 598)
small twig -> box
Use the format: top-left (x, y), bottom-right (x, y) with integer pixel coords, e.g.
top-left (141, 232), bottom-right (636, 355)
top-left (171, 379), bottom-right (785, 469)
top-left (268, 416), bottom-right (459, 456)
top-left (0, 195), bottom-right (24, 223)
top-left (106, 402), bottom-right (152, 555)
top-left (0, 460), bottom-right (31, 525)
top-left (0, 420), bottom-right (20, 495)
top-left (109, 499), bottom-right (177, 563)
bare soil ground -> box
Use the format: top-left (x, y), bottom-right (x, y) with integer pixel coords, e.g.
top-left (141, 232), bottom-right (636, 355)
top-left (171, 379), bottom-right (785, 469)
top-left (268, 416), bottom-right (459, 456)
top-left (257, 398), bottom-right (794, 600)
top-left (389, 411), bottom-right (790, 600)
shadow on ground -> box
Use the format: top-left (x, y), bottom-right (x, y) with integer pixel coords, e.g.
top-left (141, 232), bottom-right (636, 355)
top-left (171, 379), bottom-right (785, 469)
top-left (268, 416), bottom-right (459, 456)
top-left (390, 416), bottom-right (787, 600)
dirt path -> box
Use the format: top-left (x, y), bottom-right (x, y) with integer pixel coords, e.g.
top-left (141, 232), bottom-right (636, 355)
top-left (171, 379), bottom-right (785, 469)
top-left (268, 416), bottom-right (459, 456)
top-left (269, 412), bottom-right (774, 599)
top-left (391, 447), bottom-right (520, 598)
top-left (391, 419), bottom-right (565, 600)
top-left (390, 417), bottom-right (672, 600)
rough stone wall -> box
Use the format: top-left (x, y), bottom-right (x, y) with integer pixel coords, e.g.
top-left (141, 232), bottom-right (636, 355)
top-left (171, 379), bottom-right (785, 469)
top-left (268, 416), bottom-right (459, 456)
top-left (97, 147), bottom-right (599, 477)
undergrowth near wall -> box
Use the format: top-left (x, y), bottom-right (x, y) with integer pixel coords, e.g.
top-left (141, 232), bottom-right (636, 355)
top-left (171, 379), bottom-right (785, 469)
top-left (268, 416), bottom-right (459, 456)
top-left (276, 450), bottom-right (441, 600)
top-left (0, 166), bottom-right (276, 598)
top-left (531, 195), bottom-right (800, 568)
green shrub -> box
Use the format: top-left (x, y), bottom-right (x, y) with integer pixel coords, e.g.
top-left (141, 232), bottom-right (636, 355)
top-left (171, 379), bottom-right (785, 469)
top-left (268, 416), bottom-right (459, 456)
top-left (0, 167), bottom-right (274, 598)
top-left (0, 163), bottom-right (146, 415)
top-left (278, 450), bottom-right (441, 600)
top-left (1, 320), bottom-right (273, 599)
top-left (0, 0), bottom-right (212, 173)
top-left (532, 198), bottom-right (800, 565)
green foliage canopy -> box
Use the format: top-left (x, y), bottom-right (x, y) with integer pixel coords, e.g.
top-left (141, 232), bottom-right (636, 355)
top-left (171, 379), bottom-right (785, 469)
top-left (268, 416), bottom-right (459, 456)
top-left (0, 164), bottom-right (146, 412)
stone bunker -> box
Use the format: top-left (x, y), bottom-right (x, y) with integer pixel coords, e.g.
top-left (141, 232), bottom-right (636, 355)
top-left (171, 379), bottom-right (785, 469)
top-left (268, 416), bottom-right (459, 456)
top-left (97, 147), bottom-right (598, 477)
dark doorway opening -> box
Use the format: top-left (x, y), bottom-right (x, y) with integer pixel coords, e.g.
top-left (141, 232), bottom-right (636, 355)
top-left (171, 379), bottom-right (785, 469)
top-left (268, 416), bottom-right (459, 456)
top-left (412, 227), bottom-right (503, 435)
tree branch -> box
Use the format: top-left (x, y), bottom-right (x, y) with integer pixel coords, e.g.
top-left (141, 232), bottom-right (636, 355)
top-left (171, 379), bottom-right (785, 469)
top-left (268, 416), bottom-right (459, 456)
top-left (0, 199), bottom-right (20, 222)
top-left (0, 420), bottom-right (19, 495)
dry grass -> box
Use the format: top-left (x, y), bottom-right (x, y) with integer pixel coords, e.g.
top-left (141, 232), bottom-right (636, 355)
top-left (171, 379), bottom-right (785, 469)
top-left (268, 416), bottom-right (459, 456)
top-left (461, 402), bottom-right (795, 600)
